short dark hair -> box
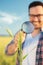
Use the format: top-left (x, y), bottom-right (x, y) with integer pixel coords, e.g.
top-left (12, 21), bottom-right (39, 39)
top-left (28, 1), bottom-right (43, 10)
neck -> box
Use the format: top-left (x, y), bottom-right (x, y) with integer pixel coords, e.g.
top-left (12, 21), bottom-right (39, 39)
top-left (31, 29), bottom-right (40, 38)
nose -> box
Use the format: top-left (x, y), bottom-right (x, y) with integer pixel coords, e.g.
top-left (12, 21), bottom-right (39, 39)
top-left (33, 16), bottom-right (38, 21)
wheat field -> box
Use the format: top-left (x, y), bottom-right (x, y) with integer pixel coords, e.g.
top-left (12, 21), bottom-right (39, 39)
top-left (0, 36), bottom-right (17, 65)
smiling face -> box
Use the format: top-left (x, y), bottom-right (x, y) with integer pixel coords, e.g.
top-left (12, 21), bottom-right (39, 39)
top-left (29, 6), bottom-right (43, 30)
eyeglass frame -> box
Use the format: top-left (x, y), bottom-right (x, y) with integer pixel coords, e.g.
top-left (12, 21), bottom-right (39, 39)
top-left (29, 14), bottom-right (43, 18)
top-left (29, 14), bottom-right (43, 23)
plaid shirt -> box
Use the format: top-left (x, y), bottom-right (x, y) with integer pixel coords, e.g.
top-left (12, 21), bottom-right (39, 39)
top-left (36, 32), bottom-right (43, 65)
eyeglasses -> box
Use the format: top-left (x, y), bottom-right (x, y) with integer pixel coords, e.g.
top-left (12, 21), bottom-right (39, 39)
top-left (29, 14), bottom-right (43, 18)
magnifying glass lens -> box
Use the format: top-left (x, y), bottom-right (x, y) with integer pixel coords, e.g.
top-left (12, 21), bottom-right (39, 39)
top-left (22, 21), bottom-right (34, 34)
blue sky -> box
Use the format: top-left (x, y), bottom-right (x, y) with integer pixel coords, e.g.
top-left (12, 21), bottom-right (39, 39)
top-left (0, 0), bottom-right (43, 35)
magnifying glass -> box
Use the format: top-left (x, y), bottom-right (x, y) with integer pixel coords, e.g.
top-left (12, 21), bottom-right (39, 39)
top-left (5, 21), bottom-right (34, 55)
top-left (21, 21), bottom-right (34, 34)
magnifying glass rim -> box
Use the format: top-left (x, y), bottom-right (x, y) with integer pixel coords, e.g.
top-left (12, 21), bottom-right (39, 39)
top-left (21, 21), bottom-right (34, 34)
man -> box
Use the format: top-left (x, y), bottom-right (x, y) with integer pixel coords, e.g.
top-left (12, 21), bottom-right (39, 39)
top-left (6, 1), bottom-right (43, 65)
top-left (22, 1), bottom-right (43, 65)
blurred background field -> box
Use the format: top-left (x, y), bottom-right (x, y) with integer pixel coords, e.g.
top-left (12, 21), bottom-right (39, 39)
top-left (0, 36), bottom-right (17, 65)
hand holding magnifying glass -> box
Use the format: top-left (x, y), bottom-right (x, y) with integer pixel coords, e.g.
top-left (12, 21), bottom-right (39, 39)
top-left (5, 21), bottom-right (34, 55)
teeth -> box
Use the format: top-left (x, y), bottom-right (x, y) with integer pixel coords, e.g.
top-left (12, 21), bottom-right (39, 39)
top-left (41, 28), bottom-right (43, 32)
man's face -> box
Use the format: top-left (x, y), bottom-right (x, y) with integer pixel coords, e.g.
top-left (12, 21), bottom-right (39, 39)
top-left (29, 6), bottom-right (43, 29)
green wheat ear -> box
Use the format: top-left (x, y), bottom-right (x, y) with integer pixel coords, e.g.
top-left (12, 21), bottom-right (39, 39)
top-left (22, 54), bottom-right (28, 60)
top-left (6, 28), bottom-right (14, 37)
top-left (6, 28), bottom-right (28, 65)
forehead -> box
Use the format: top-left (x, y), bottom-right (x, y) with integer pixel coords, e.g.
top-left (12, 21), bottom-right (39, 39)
top-left (29, 6), bottom-right (43, 14)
